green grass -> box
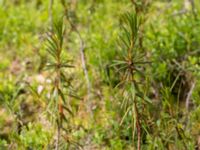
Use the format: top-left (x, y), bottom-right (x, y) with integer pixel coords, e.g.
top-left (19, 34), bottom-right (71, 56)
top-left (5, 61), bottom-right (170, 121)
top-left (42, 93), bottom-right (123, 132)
top-left (0, 0), bottom-right (200, 149)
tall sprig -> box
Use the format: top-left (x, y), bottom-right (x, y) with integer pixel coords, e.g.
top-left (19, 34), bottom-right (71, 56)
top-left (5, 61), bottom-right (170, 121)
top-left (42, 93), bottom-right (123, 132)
top-left (113, 12), bottom-right (150, 150)
top-left (45, 18), bottom-right (74, 150)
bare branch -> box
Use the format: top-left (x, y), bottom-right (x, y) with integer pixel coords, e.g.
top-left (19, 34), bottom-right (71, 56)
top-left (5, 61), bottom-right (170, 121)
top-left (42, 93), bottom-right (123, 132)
top-left (61, 2), bottom-right (92, 117)
top-left (185, 81), bottom-right (195, 111)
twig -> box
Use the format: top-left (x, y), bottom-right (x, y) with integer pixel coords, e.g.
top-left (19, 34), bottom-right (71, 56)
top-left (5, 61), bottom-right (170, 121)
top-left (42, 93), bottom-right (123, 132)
top-left (131, 71), bottom-right (141, 150)
top-left (185, 81), bottom-right (195, 111)
top-left (171, 9), bottom-right (188, 17)
top-left (134, 100), bottom-right (141, 150)
top-left (55, 122), bottom-right (60, 150)
top-left (62, 3), bottom-right (92, 116)
top-left (76, 30), bottom-right (92, 116)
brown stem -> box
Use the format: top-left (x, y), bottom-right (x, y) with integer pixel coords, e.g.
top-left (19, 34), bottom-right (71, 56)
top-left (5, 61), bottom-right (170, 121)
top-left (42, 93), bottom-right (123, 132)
top-left (55, 49), bottom-right (61, 150)
top-left (130, 70), bottom-right (141, 150)
top-left (55, 120), bottom-right (61, 150)
top-left (134, 99), bottom-right (141, 150)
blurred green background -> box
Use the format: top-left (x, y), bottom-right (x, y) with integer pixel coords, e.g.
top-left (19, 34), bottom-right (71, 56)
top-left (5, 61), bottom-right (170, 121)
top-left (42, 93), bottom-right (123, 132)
top-left (0, 0), bottom-right (200, 149)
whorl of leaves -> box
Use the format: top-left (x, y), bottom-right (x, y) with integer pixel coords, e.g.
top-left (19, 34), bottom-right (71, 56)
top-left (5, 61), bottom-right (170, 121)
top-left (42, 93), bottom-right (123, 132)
top-left (45, 18), bottom-right (73, 70)
top-left (113, 12), bottom-right (148, 82)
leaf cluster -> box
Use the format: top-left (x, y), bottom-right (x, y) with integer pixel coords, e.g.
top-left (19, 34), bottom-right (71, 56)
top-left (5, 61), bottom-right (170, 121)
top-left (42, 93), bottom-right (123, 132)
top-left (45, 18), bottom-right (73, 71)
top-left (113, 12), bottom-right (149, 85)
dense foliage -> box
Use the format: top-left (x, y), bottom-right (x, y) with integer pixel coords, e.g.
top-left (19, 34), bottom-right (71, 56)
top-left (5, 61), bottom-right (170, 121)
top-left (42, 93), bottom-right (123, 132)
top-left (0, 0), bottom-right (200, 149)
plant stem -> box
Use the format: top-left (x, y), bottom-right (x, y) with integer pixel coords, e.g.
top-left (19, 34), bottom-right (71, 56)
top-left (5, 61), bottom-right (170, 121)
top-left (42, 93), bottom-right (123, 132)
top-left (134, 99), bottom-right (141, 150)
top-left (55, 122), bottom-right (60, 150)
top-left (131, 72), bottom-right (141, 150)
top-left (185, 81), bottom-right (195, 112)
top-left (61, 3), bottom-right (92, 117)
top-left (55, 47), bottom-right (61, 150)
top-left (76, 31), bottom-right (92, 117)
